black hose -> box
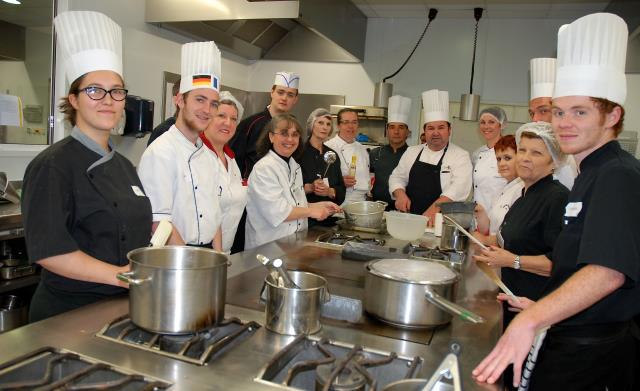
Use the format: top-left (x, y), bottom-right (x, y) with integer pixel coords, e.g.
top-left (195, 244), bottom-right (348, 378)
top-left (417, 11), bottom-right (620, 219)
top-left (469, 8), bottom-right (484, 94)
top-left (382, 8), bottom-right (438, 83)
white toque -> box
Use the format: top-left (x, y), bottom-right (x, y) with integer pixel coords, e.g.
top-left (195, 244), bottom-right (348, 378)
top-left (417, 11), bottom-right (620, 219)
top-left (530, 58), bottom-right (556, 100)
top-left (422, 89), bottom-right (449, 124)
top-left (179, 41), bottom-right (222, 94)
top-left (387, 95), bottom-right (412, 125)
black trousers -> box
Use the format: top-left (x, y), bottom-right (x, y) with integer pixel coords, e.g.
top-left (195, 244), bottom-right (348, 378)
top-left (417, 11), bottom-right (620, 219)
top-left (529, 322), bottom-right (635, 391)
top-left (29, 282), bottom-right (119, 323)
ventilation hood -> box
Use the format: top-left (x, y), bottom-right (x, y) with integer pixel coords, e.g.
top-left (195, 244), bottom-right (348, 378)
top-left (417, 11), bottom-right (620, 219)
top-left (145, 0), bottom-right (366, 63)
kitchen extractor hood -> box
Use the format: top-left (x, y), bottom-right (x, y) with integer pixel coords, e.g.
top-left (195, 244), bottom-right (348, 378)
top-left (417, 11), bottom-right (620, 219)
top-left (145, 0), bottom-right (366, 63)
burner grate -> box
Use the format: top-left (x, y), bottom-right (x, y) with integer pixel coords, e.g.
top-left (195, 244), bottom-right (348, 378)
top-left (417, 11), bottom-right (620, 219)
top-left (316, 232), bottom-right (386, 247)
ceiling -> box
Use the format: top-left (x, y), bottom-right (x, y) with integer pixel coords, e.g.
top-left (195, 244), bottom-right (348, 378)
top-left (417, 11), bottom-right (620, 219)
top-left (0, 0), bottom-right (52, 29)
top-left (352, 0), bottom-right (609, 19)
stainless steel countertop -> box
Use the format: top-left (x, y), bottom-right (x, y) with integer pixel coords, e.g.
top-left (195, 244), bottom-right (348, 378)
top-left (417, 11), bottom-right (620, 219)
top-left (0, 227), bottom-right (502, 390)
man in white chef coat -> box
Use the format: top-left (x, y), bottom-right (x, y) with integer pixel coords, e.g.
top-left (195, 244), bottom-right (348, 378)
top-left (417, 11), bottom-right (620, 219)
top-left (138, 41), bottom-right (222, 248)
top-left (324, 108), bottom-right (371, 204)
top-left (389, 89), bottom-right (472, 225)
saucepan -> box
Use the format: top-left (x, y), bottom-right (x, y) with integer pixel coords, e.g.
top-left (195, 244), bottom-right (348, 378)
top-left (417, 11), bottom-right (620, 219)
top-left (364, 259), bottom-right (484, 328)
top-left (342, 200), bottom-right (388, 228)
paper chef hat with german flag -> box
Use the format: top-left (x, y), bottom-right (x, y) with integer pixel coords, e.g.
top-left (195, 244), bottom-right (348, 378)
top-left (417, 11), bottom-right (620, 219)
top-left (179, 41), bottom-right (221, 94)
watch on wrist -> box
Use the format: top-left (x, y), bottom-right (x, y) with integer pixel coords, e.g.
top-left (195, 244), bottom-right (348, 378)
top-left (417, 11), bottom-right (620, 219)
top-left (513, 255), bottom-right (521, 270)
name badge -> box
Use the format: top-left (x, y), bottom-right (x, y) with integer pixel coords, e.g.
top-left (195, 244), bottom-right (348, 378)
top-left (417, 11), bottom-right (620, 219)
top-left (564, 202), bottom-right (582, 217)
top-left (131, 185), bottom-right (146, 197)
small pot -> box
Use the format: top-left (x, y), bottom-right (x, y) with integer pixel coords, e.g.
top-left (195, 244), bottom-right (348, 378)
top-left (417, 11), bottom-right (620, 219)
top-left (342, 201), bottom-right (387, 228)
top-left (0, 295), bottom-right (28, 333)
top-left (265, 271), bottom-right (330, 335)
top-left (439, 222), bottom-right (468, 252)
top-left (118, 246), bottom-right (230, 334)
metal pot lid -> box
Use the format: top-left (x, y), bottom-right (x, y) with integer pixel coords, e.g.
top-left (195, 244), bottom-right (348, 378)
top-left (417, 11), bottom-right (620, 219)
top-left (367, 259), bottom-right (459, 285)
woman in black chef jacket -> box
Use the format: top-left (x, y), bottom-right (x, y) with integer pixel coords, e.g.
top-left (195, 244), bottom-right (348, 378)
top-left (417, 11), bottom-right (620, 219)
top-left (300, 108), bottom-right (346, 225)
top-left (21, 11), bottom-right (152, 322)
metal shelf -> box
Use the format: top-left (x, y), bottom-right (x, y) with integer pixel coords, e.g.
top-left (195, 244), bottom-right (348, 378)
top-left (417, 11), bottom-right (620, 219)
top-left (0, 274), bottom-right (40, 294)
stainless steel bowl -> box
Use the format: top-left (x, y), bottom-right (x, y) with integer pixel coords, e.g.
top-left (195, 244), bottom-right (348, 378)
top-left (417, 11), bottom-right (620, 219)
top-left (342, 201), bottom-right (388, 228)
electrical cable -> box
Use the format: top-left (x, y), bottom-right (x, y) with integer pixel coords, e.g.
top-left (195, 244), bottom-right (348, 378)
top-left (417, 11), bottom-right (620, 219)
top-left (468, 8), bottom-right (483, 94)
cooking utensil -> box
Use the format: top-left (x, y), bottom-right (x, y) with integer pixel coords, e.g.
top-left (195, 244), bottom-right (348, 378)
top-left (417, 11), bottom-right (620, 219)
top-left (342, 201), bottom-right (387, 229)
top-left (321, 150), bottom-right (337, 177)
top-left (149, 220), bottom-right (172, 247)
top-left (256, 254), bottom-right (300, 289)
top-left (264, 270), bottom-right (330, 335)
top-left (443, 215), bottom-right (485, 249)
top-left (118, 246), bottom-right (230, 334)
top-left (364, 259), bottom-right (484, 328)
top-left (438, 201), bottom-right (474, 228)
top-left (0, 173), bottom-right (20, 204)
top-left (439, 222), bottom-right (467, 252)
top-left (0, 295), bottom-right (28, 333)
top-left (476, 261), bottom-right (518, 301)
top-left (385, 211), bottom-right (427, 241)
top-left (1, 265), bottom-right (36, 280)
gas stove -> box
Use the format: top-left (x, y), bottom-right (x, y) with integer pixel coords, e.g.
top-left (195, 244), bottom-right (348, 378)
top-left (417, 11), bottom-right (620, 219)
top-left (96, 316), bottom-right (260, 366)
top-left (255, 335), bottom-right (422, 391)
top-left (314, 232), bottom-right (386, 248)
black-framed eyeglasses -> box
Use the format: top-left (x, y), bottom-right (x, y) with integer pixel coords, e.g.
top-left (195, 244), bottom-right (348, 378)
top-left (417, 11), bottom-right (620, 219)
top-left (79, 86), bottom-right (128, 101)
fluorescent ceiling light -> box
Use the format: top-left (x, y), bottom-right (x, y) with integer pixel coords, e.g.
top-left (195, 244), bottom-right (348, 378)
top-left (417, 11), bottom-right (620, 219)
top-left (2, 0), bottom-right (22, 4)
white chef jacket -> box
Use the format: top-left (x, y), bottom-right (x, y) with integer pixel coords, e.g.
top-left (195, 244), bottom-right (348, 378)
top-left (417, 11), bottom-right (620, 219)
top-left (389, 143), bottom-right (472, 202)
top-left (208, 145), bottom-right (247, 253)
top-left (488, 177), bottom-right (524, 234)
top-left (138, 126), bottom-right (221, 245)
top-left (324, 135), bottom-right (370, 204)
top-left (472, 145), bottom-right (508, 212)
top-left (554, 155), bottom-right (578, 190)
top-left (245, 150), bottom-right (308, 250)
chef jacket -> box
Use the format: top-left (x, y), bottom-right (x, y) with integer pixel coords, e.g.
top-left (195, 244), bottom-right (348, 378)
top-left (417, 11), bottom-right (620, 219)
top-left (545, 141), bottom-right (640, 325)
top-left (138, 125), bottom-right (221, 246)
top-left (553, 155), bottom-right (578, 190)
top-left (201, 134), bottom-right (247, 253)
top-left (472, 145), bottom-right (507, 211)
top-left (22, 127), bottom-right (152, 296)
top-left (389, 143), bottom-right (472, 202)
top-left (369, 143), bottom-right (408, 208)
top-left (230, 107), bottom-right (271, 179)
top-left (488, 177), bottom-right (524, 234)
top-left (499, 175), bottom-right (568, 301)
top-left (324, 135), bottom-right (371, 204)
top-left (299, 143), bottom-right (346, 205)
top-left (245, 150), bottom-right (308, 250)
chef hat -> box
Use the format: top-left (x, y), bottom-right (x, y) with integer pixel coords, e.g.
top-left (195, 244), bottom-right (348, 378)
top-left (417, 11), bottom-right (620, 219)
top-left (387, 95), bottom-right (412, 126)
top-left (516, 121), bottom-right (567, 167)
top-left (219, 91), bottom-right (244, 120)
top-left (554, 13), bottom-right (628, 105)
top-left (274, 72), bottom-right (300, 89)
top-left (530, 58), bottom-right (556, 100)
top-left (54, 11), bottom-right (122, 83)
top-left (422, 89), bottom-right (449, 124)
top-left (179, 41), bottom-right (222, 94)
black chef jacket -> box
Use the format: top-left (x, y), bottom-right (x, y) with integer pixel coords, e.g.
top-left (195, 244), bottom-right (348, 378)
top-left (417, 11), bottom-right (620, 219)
top-left (545, 141), bottom-right (640, 325)
top-left (499, 175), bottom-right (568, 301)
top-left (147, 116), bottom-right (176, 146)
top-left (22, 128), bottom-right (152, 297)
top-left (299, 143), bottom-right (346, 205)
top-left (369, 143), bottom-right (408, 209)
top-left (230, 107), bottom-right (272, 179)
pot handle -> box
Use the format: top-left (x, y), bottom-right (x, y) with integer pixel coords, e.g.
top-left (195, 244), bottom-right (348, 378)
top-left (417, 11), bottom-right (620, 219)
top-left (117, 271), bottom-right (151, 286)
top-left (323, 286), bottom-right (332, 303)
top-left (424, 287), bottom-right (484, 324)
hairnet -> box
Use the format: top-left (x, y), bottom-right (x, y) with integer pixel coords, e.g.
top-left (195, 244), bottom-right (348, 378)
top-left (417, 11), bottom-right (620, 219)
top-left (219, 91), bottom-right (244, 120)
top-left (479, 107), bottom-right (508, 125)
top-left (515, 121), bottom-right (567, 167)
top-left (306, 107), bottom-right (332, 136)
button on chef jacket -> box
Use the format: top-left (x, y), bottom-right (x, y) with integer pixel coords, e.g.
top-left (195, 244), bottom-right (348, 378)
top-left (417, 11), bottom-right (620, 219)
top-left (545, 141), bottom-right (640, 325)
top-left (138, 125), bottom-right (221, 246)
top-left (487, 177), bottom-right (524, 234)
top-left (388, 143), bottom-right (472, 205)
top-left (245, 150), bottom-right (308, 249)
top-left (200, 134), bottom-right (247, 253)
top-left (324, 135), bottom-right (370, 204)
top-left (22, 127), bottom-right (152, 296)
top-left (472, 145), bottom-right (507, 211)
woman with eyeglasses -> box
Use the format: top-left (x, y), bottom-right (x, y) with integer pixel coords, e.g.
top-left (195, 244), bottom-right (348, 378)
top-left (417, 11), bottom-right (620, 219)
top-left (245, 114), bottom-right (342, 249)
top-left (21, 11), bottom-right (152, 321)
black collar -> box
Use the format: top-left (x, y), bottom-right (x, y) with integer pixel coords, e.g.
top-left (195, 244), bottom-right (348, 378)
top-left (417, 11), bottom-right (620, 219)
top-left (579, 140), bottom-right (621, 172)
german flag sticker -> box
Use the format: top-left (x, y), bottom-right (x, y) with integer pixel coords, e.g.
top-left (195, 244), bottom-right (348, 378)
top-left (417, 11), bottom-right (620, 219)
top-left (192, 74), bottom-right (212, 88)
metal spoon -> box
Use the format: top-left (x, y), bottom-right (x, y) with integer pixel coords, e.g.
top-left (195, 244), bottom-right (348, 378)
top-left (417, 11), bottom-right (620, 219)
top-left (256, 254), bottom-right (300, 289)
top-left (321, 151), bottom-right (337, 178)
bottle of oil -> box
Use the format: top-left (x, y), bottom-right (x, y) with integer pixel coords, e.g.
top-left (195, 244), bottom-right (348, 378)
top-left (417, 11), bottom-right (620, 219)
top-left (348, 155), bottom-right (357, 177)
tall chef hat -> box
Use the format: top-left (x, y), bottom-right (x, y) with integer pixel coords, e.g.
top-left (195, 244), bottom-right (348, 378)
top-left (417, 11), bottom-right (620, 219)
top-left (553, 13), bottom-right (628, 105)
top-left (54, 11), bottom-right (122, 83)
top-left (274, 72), bottom-right (300, 89)
top-left (422, 89), bottom-right (449, 124)
top-left (530, 58), bottom-right (556, 100)
top-left (387, 95), bottom-right (411, 125)
top-left (179, 41), bottom-right (222, 94)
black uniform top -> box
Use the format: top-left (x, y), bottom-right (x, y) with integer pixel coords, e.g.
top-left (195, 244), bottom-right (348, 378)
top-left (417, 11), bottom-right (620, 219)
top-left (22, 128), bottom-right (152, 296)
top-left (230, 107), bottom-right (272, 180)
top-left (499, 174), bottom-right (568, 300)
top-left (299, 142), bottom-right (346, 205)
top-left (545, 141), bottom-right (640, 325)
top-left (147, 116), bottom-right (176, 146)
top-left (369, 143), bottom-right (408, 208)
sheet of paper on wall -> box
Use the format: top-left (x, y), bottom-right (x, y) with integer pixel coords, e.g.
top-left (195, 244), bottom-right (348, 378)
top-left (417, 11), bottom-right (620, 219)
top-left (0, 94), bottom-right (24, 127)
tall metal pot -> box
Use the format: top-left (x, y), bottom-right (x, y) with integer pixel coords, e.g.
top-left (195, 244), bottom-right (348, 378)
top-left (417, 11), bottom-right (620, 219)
top-left (342, 201), bottom-right (387, 228)
top-left (118, 246), bottom-right (230, 334)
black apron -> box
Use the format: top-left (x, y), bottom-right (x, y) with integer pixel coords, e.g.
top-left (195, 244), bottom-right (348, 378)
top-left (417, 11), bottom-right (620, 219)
top-left (406, 145), bottom-right (448, 215)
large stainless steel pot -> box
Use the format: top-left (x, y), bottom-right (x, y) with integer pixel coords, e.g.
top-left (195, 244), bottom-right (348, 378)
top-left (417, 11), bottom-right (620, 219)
top-left (118, 246), bottom-right (229, 334)
top-left (265, 270), bottom-right (330, 335)
top-left (342, 201), bottom-right (387, 228)
top-left (364, 259), bottom-right (484, 328)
